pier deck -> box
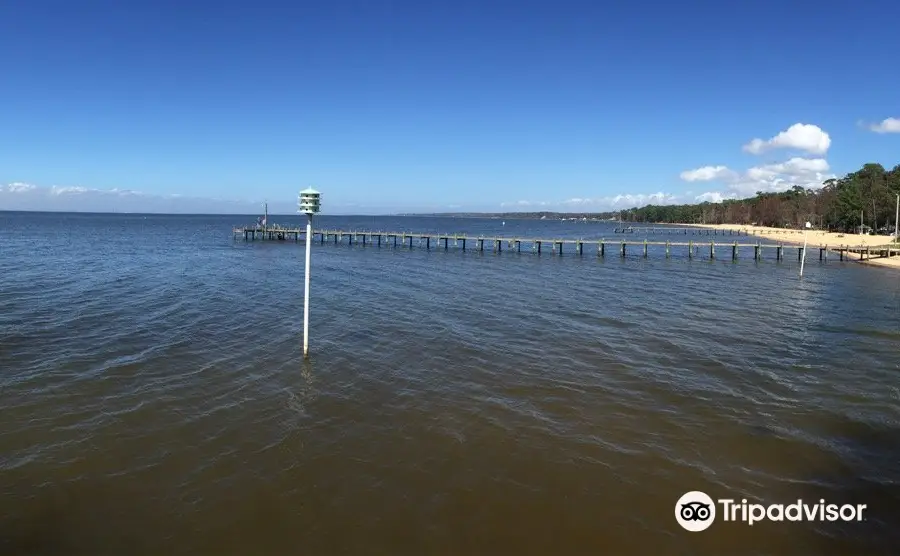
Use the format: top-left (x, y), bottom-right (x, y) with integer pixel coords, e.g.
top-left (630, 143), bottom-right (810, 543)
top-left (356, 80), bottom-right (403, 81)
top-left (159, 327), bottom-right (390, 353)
top-left (614, 226), bottom-right (806, 237)
top-left (615, 226), bottom-right (747, 235)
top-left (233, 227), bottom-right (900, 262)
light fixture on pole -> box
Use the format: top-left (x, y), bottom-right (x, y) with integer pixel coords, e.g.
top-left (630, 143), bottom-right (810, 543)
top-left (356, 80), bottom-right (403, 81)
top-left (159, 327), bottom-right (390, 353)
top-left (298, 187), bottom-right (321, 358)
top-left (799, 221), bottom-right (811, 278)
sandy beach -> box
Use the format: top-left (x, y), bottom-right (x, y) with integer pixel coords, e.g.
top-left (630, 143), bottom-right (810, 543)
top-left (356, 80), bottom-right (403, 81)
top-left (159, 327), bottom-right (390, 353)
top-left (679, 223), bottom-right (900, 270)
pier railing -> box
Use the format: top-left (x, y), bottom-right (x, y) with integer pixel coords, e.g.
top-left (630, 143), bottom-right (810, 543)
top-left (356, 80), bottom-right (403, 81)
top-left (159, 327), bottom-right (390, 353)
top-left (614, 226), bottom-right (813, 236)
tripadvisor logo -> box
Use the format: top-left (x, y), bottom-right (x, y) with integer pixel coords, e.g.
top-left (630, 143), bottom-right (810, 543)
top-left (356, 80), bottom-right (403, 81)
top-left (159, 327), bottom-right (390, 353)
top-left (675, 491), bottom-right (867, 532)
top-left (676, 491), bottom-right (716, 532)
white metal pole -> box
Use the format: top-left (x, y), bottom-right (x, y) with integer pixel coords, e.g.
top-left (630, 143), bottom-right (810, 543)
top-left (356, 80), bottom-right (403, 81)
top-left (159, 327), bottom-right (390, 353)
top-left (894, 193), bottom-right (900, 241)
top-left (303, 212), bottom-right (312, 358)
top-left (799, 221), bottom-right (810, 278)
top-left (799, 231), bottom-right (807, 278)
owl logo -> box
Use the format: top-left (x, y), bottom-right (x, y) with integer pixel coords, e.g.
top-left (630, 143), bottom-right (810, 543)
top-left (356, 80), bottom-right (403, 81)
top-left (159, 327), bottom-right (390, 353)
top-left (680, 501), bottom-right (712, 521)
top-left (675, 491), bottom-right (716, 532)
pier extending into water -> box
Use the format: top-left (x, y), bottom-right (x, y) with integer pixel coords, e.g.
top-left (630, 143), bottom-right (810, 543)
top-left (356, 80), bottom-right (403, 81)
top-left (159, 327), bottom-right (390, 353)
top-left (615, 226), bottom-right (750, 235)
top-left (614, 226), bottom-right (809, 237)
top-left (233, 227), bottom-right (900, 263)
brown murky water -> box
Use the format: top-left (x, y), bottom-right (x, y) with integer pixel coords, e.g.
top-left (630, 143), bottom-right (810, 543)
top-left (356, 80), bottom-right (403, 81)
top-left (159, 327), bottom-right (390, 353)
top-left (2, 212), bottom-right (899, 555)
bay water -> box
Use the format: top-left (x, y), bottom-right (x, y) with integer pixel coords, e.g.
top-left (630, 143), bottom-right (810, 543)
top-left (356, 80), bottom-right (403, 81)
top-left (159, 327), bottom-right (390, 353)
top-left (2, 212), bottom-right (899, 554)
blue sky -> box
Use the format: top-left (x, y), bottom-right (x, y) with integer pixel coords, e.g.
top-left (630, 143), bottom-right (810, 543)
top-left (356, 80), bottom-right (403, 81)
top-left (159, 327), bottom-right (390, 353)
top-left (1, 0), bottom-right (899, 214)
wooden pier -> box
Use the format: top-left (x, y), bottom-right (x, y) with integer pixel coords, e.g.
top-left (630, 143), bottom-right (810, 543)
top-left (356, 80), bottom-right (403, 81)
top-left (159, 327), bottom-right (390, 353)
top-left (615, 226), bottom-right (749, 235)
top-left (614, 226), bottom-right (808, 237)
top-left (232, 227), bottom-right (900, 263)
top-left (235, 225), bottom-right (305, 241)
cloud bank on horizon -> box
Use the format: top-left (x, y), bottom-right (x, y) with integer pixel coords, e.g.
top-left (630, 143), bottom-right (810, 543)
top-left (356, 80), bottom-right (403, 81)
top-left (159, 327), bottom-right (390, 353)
top-left (0, 183), bottom-right (459, 215)
top-left (678, 122), bottom-right (839, 204)
top-left (3, 118), bottom-right (898, 214)
top-left (0, 183), bottom-right (280, 214)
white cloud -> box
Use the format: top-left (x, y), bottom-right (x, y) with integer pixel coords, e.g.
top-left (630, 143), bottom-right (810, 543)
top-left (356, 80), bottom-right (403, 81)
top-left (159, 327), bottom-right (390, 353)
top-left (605, 192), bottom-right (677, 206)
top-left (679, 165), bottom-right (736, 182)
top-left (695, 192), bottom-right (729, 203)
top-left (500, 192), bottom-right (679, 211)
top-left (107, 187), bottom-right (146, 196)
top-left (1, 182), bottom-right (272, 214)
top-left (6, 182), bottom-right (37, 192)
top-left (868, 117), bottom-right (900, 133)
top-left (0, 182), bottom-right (452, 215)
top-left (774, 157), bottom-right (830, 173)
top-left (682, 121), bottom-right (836, 204)
top-left (678, 157), bottom-right (835, 203)
top-left (499, 200), bottom-right (549, 208)
top-left (736, 157), bottom-right (833, 196)
top-left (742, 123), bottom-right (831, 155)
top-left (745, 157), bottom-right (830, 181)
top-left (50, 186), bottom-right (90, 195)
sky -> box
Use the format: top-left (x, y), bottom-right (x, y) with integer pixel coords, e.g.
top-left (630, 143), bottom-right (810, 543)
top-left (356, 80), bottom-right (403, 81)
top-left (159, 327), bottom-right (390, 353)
top-left (1, 0), bottom-right (899, 214)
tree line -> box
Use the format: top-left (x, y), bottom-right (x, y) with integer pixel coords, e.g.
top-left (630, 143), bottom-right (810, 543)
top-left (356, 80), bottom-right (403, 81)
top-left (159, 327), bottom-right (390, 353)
top-left (617, 162), bottom-right (900, 233)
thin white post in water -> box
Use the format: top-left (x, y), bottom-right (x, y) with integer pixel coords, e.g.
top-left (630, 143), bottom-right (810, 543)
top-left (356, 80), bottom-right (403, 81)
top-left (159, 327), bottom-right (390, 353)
top-left (303, 212), bottom-right (312, 358)
top-left (894, 193), bottom-right (898, 242)
top-left (800, 221), bottom-right (811, 278)
top-left (298, 187), bottom-right (321, 359)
